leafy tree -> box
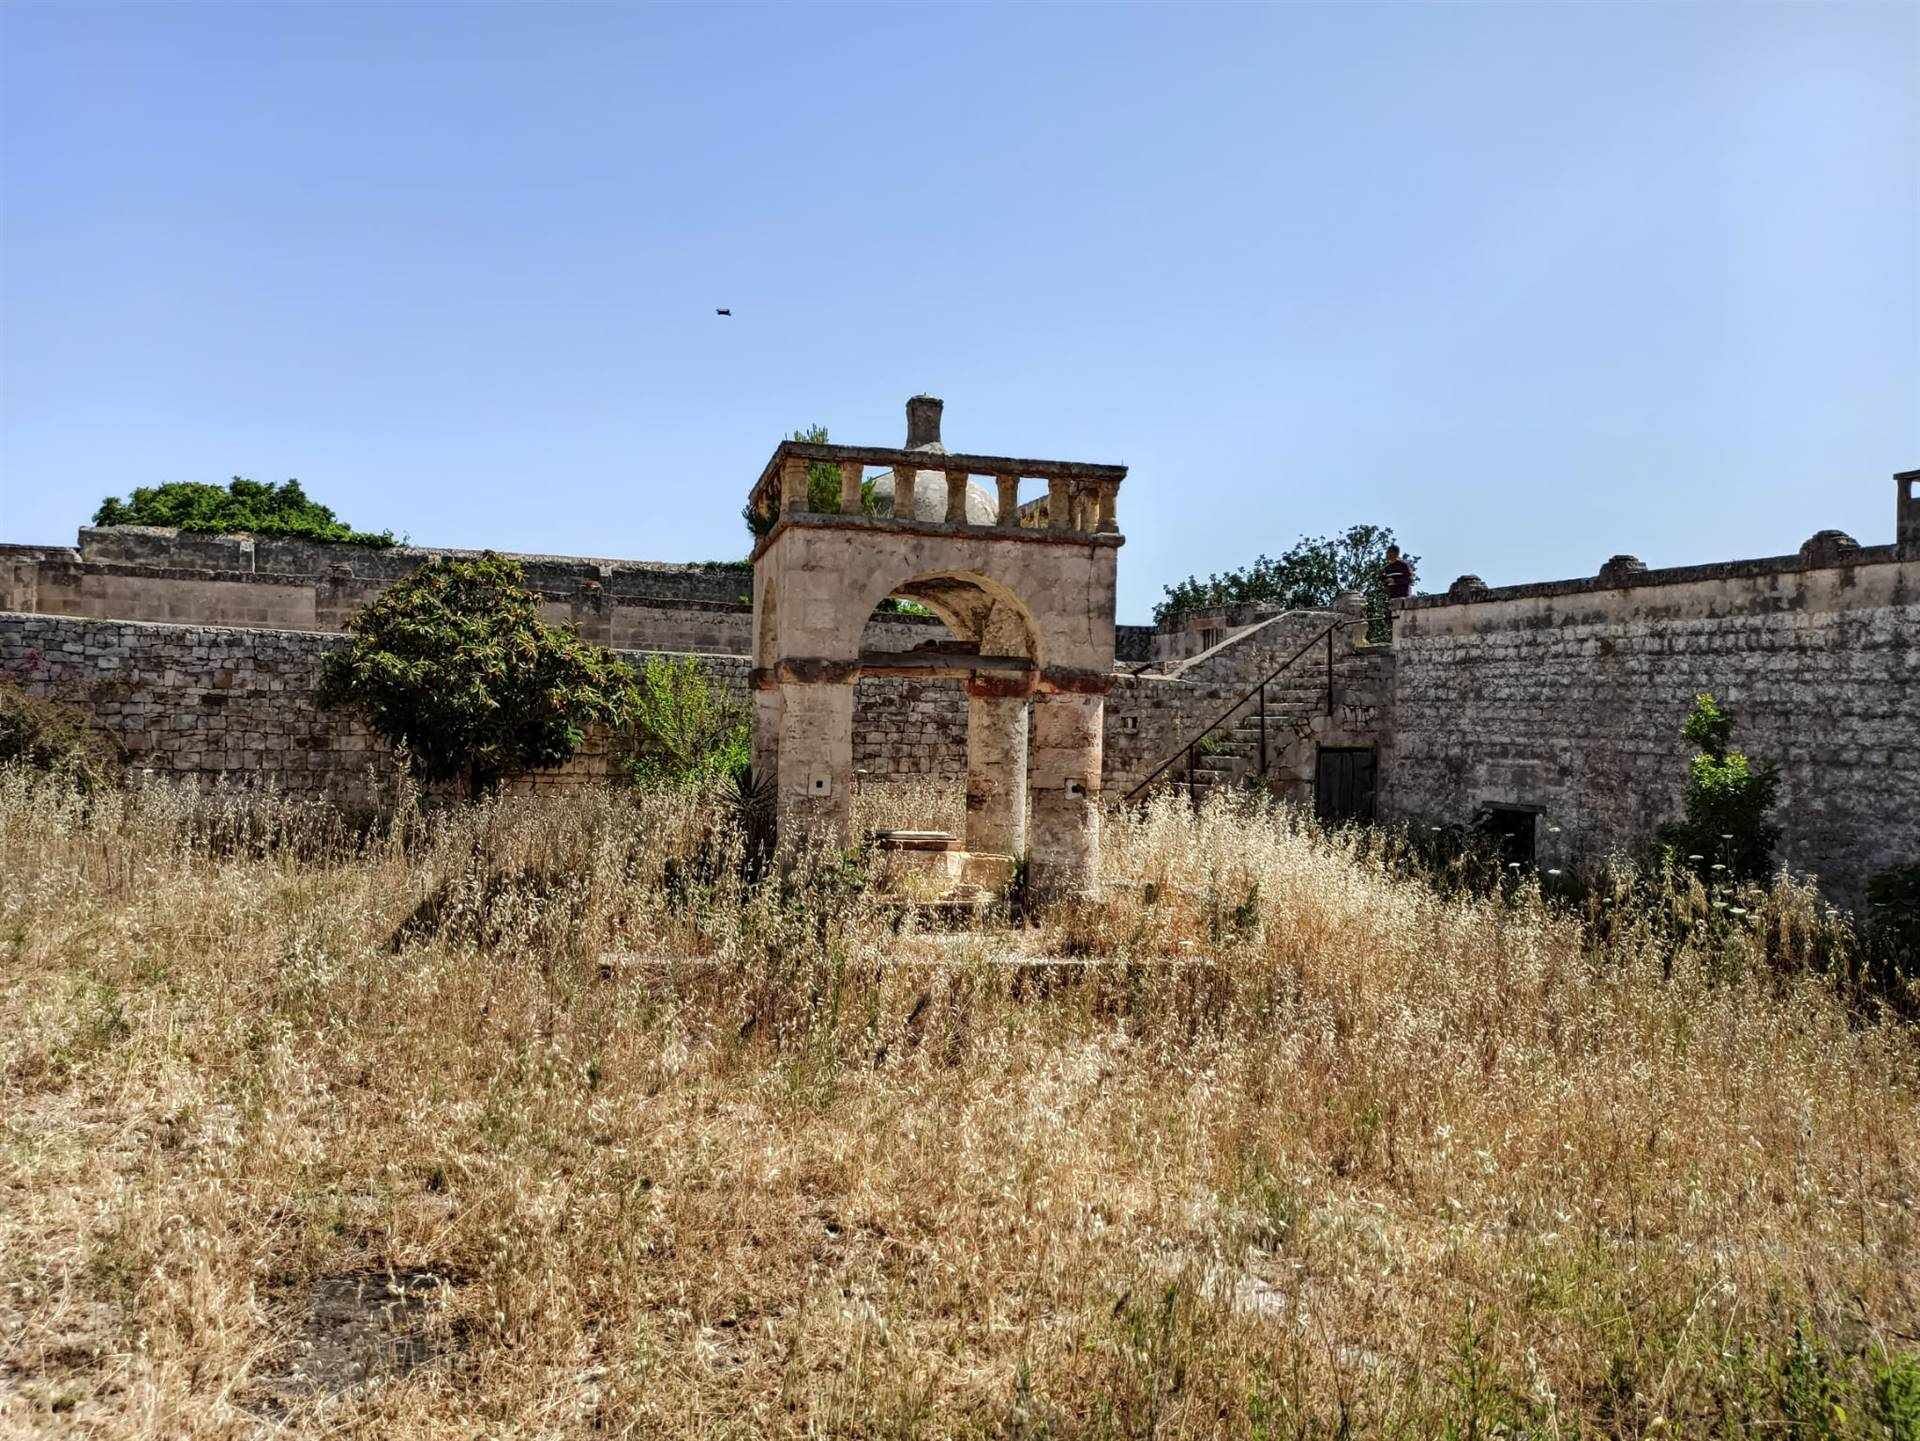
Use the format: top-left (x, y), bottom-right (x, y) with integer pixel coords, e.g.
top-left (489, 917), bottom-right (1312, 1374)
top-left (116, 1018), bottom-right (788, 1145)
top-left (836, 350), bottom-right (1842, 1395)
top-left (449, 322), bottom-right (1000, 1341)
top-left (1154, 524), bottom-right (1416, 630)
top-left (1659, 692), bottom-right (1782, 882)
top-left (621, 655), bottom-right (749, 786)
top-left (93, 477), bottom-right (394, 547)
top-left (317, 553), bottom-right (636, 795)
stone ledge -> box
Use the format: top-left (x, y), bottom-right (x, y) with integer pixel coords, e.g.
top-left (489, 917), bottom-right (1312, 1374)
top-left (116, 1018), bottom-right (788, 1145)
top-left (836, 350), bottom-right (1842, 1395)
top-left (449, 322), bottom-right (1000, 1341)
top-left (1399, 544), bottom-right (1907, 611)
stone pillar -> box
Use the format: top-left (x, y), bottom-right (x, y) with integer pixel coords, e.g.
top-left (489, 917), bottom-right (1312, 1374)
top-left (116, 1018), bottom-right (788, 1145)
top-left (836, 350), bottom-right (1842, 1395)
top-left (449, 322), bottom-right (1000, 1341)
top-left (1027, 691), bottom-right (1104, 897)
top-left (774, 679), bottom-right (855, 851)
top-left (892, 464), bottom-right (917, 521)
top-left (964, 683), bottom-right (1028, 858)
top-left (780, 456), bottom-right (809, 516)
top-left (1096, 481), bottom-right (1119, 534)
top-left (945, 469), bottom-right (970, 525)
top-left (752, 685), bottom-right (783, 791)
top-left (839, 461), bottom-right (863, 515)
top-left (995, 474), bottom-right (1020, 527)
top-left (907, 394), bottom-right (943, 448)
top-left (1047, 476), bottom-right (1071, 531)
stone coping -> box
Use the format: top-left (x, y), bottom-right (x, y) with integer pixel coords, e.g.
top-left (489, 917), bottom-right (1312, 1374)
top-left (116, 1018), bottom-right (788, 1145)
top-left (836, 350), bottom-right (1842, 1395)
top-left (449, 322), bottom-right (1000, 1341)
top-left (75, 525), bottom-right (753, 577)
top-left (1398, 542), bottom-right (1907, 611)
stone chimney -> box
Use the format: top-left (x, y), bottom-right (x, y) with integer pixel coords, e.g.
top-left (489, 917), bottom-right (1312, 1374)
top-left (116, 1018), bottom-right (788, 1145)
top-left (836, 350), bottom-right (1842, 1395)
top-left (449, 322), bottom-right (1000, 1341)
top-left (1898, 469), bottom-right (1920, 555)
top-left (906, 395), bottom-right (944, 451)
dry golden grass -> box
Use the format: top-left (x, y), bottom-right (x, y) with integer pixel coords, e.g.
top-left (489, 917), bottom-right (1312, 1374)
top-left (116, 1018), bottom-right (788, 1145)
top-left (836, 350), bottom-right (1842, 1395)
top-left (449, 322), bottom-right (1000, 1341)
top-left (1, 772), bottom-right (1915, 1438)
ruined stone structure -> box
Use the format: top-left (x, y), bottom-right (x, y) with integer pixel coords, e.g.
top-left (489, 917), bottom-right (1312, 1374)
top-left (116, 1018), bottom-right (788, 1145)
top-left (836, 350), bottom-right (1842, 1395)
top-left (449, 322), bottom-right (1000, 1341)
top-left (2, 399), bottom-right (1914, 903)
top-left (743, 401), bottom-right (1125, 895)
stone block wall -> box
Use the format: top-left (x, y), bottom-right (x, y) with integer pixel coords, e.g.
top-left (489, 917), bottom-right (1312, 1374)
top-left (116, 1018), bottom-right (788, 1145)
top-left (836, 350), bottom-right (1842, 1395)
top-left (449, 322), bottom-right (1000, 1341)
top-left (1387, 548), bottom-right (1917, 898)
top-left (0, 608), bottom-right (1352, 807)
top-left (1, 528), bottom-right (765, 655)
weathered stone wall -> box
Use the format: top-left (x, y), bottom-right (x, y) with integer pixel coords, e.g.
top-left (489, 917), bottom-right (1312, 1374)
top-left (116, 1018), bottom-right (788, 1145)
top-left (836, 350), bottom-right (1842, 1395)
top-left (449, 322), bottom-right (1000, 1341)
top-left (0, 611), bottom-right (763, 808)
top-left (1387, 548), bottom-right (1917, 898)
top-left (1, 528), bottom-right (763, 655)
top-left (0, 608), bottom-right (1343, 804)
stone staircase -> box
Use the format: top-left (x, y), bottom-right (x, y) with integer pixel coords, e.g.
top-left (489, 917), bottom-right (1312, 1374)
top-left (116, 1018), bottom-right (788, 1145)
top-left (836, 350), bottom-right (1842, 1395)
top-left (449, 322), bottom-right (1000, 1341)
top-left (1155, 673), bottom-right (1328, 803)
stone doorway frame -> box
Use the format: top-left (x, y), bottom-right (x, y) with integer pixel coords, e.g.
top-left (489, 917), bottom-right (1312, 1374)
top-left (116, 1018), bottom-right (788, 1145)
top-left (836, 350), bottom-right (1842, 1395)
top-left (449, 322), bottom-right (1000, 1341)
top-left (745, 403), bottom-right (1126, 896)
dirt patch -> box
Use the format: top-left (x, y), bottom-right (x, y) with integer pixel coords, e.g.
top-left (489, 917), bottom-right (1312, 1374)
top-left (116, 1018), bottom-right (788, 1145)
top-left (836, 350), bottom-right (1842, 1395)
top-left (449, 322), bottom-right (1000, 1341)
top-left (253, 1270), bottom-right (461, 1406)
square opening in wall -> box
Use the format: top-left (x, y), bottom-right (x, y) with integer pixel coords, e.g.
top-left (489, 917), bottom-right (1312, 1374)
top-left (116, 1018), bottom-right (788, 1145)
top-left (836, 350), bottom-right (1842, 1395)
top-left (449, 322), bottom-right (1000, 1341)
top-left (1064, 779), bottom-right (1086, 798)
top-left (1480, 805), bottom-right (1538, 867)
top-left (809, 773), bottom-right (833, 796)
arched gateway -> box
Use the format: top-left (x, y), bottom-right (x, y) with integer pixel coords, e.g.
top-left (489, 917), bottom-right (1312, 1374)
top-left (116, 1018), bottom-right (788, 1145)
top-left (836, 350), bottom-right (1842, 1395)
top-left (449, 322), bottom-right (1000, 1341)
top-left (746, 397), bottom-right (1126, 897)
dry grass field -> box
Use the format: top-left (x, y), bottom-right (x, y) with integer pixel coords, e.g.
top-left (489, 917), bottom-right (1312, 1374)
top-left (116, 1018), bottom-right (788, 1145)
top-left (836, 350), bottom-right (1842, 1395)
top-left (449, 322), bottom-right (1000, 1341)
top-left (1, 772), bottom-right (1915, 1438)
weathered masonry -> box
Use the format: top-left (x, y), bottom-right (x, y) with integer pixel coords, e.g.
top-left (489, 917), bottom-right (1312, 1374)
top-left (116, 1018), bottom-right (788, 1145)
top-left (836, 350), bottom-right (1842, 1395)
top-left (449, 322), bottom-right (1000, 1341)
top-left (744, 397), bottom-right (1124, 896)
top-left (1386, 495), bottom-right (1918, 897)
top-left (2, 408), bottom-right (1915, 902)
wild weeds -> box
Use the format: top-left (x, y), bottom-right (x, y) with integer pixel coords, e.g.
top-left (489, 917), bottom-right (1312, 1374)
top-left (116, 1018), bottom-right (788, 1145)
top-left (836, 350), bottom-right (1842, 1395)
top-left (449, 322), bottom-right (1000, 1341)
top-left (1, 772), bottom-right (1914, 1437)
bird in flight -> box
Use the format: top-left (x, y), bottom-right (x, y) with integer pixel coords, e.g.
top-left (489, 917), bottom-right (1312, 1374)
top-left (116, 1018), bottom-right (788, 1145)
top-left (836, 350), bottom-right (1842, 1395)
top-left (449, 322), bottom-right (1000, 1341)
top-left (715, 308), bottom-right (732, 317)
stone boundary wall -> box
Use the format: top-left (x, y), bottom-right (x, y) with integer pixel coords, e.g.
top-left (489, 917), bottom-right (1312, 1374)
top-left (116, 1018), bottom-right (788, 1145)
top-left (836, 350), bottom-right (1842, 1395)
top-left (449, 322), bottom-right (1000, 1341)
top-left (2, 528), bottom-right (764, 655)
top-left (1387, 550), bottom-right (1917, 898)
top-left (0, 610), bottom-right (1384, 807)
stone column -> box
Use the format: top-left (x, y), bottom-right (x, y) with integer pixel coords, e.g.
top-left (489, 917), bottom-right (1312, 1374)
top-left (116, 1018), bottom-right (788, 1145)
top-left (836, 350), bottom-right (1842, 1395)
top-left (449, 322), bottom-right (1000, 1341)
top-left (774, 679), bottom-right (855, 851)
top-left (945, 469), bottom-right (970, 525)
top-left (839, 461), bottom-right (864, 516)
top-left (892, 464), bottom-right (917, 520)
top-left (995, 474), bottom-right (1020, 527)
top-left (964, 681), bottom-right (1028, 858)
top-left (1898, 468), bottom-right (1920, 555)
top-left (1047, 477), bottom-right (1071, 531)
top-left (780, 456), bottom-right (809, 516)
top-left (1027, 690), bottom-right (1104, 897)
top-left (1096, 480), bottom-right (1119, 534)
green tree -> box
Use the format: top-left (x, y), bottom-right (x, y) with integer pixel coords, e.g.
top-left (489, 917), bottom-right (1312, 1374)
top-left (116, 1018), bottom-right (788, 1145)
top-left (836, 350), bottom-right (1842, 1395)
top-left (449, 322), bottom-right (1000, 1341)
top-left (93, 477), bottom-right (394, 547)
top-left (1660, 692), bottom-right (1782, 882)
top-left (317, 553), bottom-right (635, 795)
top-left (621, 655), bottom-right (749, 786)
top-left (1154, 524), bottom-right (1415, 629)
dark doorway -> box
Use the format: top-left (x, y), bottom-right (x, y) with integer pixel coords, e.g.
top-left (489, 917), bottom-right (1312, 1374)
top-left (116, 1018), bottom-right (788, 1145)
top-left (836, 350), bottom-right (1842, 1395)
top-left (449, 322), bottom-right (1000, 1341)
top-left (1314, 747), bottom-right (1376, 823)
top-left (1480, 806), bottom-right (1538, 866)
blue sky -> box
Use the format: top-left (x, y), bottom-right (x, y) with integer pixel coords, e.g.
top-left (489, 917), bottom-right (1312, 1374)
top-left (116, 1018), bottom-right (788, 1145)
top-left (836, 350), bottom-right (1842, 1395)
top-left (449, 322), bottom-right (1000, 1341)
top-left (3, 2), bottom-right (1913, 621)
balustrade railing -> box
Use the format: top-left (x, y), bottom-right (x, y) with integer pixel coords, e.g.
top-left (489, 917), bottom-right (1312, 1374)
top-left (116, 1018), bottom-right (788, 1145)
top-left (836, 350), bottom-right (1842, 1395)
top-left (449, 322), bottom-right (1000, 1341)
top-left (748, 440), bottom-right (1126, 539)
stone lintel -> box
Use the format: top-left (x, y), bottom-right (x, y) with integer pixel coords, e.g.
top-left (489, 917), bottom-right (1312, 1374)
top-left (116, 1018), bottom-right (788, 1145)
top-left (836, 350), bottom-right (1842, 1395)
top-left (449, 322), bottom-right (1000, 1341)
top-left (1036, 666), bottom-right (1114, 696)
top-left (964, 672), bottom-right (1036, 700)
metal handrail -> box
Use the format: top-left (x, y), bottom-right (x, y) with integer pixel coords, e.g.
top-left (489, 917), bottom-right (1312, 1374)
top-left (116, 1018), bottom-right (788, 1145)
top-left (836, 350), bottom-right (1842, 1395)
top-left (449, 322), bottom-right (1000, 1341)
top-left (1121, 617), bottom-right (1367, 803)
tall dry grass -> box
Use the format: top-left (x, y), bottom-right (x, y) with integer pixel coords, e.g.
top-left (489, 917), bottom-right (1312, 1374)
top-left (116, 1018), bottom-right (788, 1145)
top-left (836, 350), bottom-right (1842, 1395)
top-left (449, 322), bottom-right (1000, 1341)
top-left (1, 771), bottom-right (1915, 1438)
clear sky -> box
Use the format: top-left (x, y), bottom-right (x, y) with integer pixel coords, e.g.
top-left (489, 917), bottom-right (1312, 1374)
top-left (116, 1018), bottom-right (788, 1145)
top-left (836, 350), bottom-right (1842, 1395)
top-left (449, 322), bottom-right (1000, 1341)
top-left (3, 3), bottom-right (1914, 622)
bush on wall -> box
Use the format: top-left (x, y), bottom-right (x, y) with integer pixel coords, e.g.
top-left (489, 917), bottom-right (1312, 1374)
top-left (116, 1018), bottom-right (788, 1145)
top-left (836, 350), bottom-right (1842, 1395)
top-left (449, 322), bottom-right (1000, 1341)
top-left (317, 553), bottom-right (636, 796)
top-left (94, 477), bottom-right (394, 548)
top-left (0, 683), bottom-right (123, 792)
top-left (620, 656), bottom-right (749, 786)
top-left (1658, 692), bottom-right (1782, 883)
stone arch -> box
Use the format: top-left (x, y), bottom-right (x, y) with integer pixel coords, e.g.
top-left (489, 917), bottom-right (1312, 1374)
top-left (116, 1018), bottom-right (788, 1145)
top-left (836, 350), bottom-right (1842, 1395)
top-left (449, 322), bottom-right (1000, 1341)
top-left (849, 565), bottom-right (1043, 666)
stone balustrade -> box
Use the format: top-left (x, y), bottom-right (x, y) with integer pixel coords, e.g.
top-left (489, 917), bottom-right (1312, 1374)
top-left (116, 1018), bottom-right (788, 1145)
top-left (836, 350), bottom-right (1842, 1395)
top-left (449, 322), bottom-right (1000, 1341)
top-left (749, 440), bottom-right (1125, 540)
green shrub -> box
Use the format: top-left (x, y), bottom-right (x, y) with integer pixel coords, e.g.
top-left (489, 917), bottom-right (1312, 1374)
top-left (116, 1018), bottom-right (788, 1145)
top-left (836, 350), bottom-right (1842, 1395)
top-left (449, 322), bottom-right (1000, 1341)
top-left (317, 552), bottom-right (636, 794)
top-left (0, 684), bottom-right (122, 792)
top-left (620, 655), bottom-right (749, 786)
top-left (1658, 692), bottom-right (1781, 883)
top-left (93, 477), bottom-right (393, 547)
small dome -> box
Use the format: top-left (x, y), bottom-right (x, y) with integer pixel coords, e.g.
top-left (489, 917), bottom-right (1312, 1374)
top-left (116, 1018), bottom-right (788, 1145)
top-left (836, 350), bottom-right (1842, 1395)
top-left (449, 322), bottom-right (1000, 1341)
top-left (869, 466), bottom-right (998, 525)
